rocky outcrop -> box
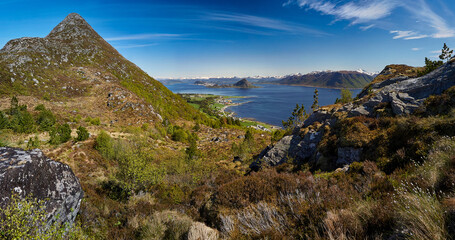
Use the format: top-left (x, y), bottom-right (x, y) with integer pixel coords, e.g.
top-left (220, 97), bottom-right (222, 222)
top-left (0, 147), bottom-right (83, 227)
top-left (351, 60), bottom-right (455, 117)
top-left (251, 126), bottom-right (327, 170)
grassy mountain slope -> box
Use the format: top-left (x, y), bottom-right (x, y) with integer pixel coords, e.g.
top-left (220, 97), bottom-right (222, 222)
top-left (277, 70), bottom-right (374, 88)
top-left (0, 13), bottom-right (200, 122)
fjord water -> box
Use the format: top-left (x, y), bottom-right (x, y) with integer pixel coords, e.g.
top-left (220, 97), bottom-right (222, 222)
top-left (165, 82), bottom-right (361, 127)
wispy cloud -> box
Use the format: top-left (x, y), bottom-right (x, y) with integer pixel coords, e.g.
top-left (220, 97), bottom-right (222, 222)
top-left (288, 0), bottom-right (396, 24)
top-left (360, 24), bottom-right (375, 31)
top-left (105, 33), bottom-right (185, 41)
top-left (390, 30), bottom-right (414, 39)
top-left (390, 30), bottom-right (429, 40)
top-left (285, 0), bottom-right (455, 39)
top-left (411, 48), bottom-right (421, 51)
top-left (402, 0), bottom-right (455, 38)
top-left (203, 12), bottom-right (329, 36)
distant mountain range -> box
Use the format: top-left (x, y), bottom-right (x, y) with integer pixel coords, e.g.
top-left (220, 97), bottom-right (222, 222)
top-left (194, 78), bottom-right (259, 88)
top-left (275, 70), bottom-right (376, 89)
top-left (160, 69), bottom-right (377, 89)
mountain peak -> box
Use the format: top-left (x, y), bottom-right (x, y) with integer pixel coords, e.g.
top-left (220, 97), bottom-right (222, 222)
top-left (46, 13), bottom-right (100, 40)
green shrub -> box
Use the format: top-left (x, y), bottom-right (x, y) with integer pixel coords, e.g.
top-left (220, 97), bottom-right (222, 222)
top-left (335, 88), bottom-right (353, 104)
top-left (418, 57), bottom-right (443, 77)
top-left (49, 124), bottom-right (72, 145)
top-left (0, 193), bottom-right (86, 240)
top-left (116, 149), bottom-right (166, 191)
top-left (85, 117), bottom-right (101, 126)
top-left (0, 111), bottom-right (10, 129)
top-left (76, 126), bottom-right (89, 141)
top-left (10, 110), bottom-right (35, 133)
top-left (94, 130), bottom-right (113, 157)
top-left (34, 104), bottom-right (46, 111)
top-left (36, 109), bottom-right (56, 131)
top-left (9, 96), bottom-right (19, 115)
top-left (90, 117), bottom-right (100, 126)
top-left (271, 129), bottom-right (286, 143)
top-left (186, 137), bottom-right (200, 161)
top-left (26, 136), bottom-right (40, 150)
top-left (168, 126), bottom-right (192, 142)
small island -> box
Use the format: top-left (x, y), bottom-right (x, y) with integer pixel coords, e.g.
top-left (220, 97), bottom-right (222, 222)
top-left (195, 78), bottom-right (260, 88)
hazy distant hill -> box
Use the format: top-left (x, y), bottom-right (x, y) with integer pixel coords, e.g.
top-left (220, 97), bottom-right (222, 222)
top-left (276, 70), bottom-right (374, 89)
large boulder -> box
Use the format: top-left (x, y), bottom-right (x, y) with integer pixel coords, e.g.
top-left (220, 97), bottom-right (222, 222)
top-left (0, 147), bottom-right (83, 226)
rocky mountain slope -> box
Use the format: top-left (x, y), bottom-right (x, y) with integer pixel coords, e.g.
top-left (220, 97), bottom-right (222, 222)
top-left (0, 13), bottom-right (200, 123)
top-left (276, 70), bottom-right (374, 88)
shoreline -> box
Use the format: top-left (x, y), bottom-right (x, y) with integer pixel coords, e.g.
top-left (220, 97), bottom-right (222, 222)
top-left (222, 104), bottom-right (281, 130)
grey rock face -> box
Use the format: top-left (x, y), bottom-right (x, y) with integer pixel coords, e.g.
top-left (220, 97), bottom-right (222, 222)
top-left (0, 147), bottom-right (83, 227)
top-left (337, 147), bottom-right (362, 166)
top-left (352, 61), bottom-right (455, 117)
top-left (251, 127), bottom-right (326, 169)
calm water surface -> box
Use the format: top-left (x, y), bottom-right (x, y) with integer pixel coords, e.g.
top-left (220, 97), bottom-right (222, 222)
top-left (164, 83), bottom-right (361, 127)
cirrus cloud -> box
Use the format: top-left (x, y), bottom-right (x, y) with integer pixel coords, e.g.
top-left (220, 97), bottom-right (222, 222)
top-left (285, 0), bottom-right (455, 40)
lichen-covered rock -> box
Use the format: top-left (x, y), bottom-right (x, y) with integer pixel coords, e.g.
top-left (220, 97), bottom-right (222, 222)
top-left (0, 147), bottom-right (83, 227)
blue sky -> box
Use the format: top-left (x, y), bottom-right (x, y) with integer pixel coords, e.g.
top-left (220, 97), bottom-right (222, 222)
top-left (1, 0), bottom-right (455, 78)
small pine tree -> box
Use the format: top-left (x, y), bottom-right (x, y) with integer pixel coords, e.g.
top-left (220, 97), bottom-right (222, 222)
top-left (244, 129), bottom-right (254, 143)
top-left (0, 111), bottom-right (10, 129)
top-left (418, 57), bottom-right (444, 77)
top-left (10, 96), bottom-right (19, 116)
top-left (311, 88), bottom-right (319, 112)
top-left (335, 89), bottom-right (353, 104)
top-left (36, 109), bottom-right (56, 131)
top-left (439, 43), bottom-right (453, 62)
top-left (76, 126), bottom-right (89, 142)
top-left (185, 137), bottom-right (199, 161)
top-left (282, 104), bottom-right (308, 130)
top-left (10, 111), bottom-right (35, 134)
top-left (49, 124), bottom-right (72, 145)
